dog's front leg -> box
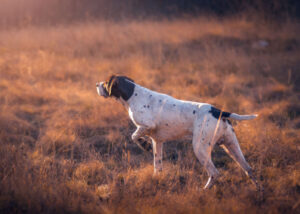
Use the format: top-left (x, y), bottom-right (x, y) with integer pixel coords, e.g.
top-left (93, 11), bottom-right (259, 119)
top-left (132, 126), bottom-right (149, 142)
top-left (152, 139), bottom-right (163, 174)
top-left (131, 126), bottom-right (150, 152)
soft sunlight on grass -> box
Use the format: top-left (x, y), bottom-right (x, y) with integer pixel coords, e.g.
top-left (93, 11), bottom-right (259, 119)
top-left (0, 17), bottom-right (299, 213)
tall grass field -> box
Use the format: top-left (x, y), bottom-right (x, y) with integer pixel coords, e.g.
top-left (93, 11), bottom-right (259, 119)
top-left (0, 16), bottom-right (299, 213)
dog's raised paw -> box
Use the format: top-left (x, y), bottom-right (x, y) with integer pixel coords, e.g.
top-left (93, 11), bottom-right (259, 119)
top-left (138, 138), bottom-right (153, 153)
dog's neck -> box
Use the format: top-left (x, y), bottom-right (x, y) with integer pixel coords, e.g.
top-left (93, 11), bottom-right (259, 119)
top-left (116, 96), bottom-right (130, 110)
top-left (115, 81), bottom-right (141, 110)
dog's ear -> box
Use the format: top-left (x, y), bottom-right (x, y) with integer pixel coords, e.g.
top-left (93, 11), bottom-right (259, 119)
top-left (106, 75), bottom-right (117, 96)
top-left (108, 76), bottom-right (135, 100)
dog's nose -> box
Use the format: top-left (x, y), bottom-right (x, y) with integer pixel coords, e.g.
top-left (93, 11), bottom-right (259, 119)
top-left (96, 83), bottom-right (99, 87)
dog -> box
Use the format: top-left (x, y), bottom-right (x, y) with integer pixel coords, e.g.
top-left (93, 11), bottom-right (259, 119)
top-left (96, 75), bottom-right (259, 189)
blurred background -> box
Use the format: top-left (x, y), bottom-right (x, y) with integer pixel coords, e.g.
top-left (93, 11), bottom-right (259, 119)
top-left (0, 0), bottom-right (300, 28)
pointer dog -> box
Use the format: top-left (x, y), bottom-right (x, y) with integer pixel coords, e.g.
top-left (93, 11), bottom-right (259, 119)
top-left (96, 75), bottom-right (259, 189)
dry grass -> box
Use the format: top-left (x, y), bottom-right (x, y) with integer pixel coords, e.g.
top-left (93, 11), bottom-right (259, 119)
top-left (0, 17), bottom-right (300, 213)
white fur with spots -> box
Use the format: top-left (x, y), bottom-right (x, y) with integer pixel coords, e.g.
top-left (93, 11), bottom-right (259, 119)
top-left (97, 79), bottom-right (259, 190)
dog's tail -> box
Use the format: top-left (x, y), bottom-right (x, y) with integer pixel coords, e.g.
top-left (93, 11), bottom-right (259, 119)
top-left (209, 106), bottom-right (257, 121)
top-left (229, 113), bottom-right (258, 120)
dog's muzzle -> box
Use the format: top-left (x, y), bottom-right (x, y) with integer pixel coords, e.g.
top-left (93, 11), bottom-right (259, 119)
top-left (96, 82), bottom-right (109, 98)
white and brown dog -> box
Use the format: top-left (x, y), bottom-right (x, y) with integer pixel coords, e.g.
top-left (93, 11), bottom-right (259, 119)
top-left (96, 75), bottom-right (259, 189)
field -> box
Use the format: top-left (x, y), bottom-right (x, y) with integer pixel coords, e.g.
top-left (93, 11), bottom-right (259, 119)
top-left (0, 17), bottom-right (300, 213)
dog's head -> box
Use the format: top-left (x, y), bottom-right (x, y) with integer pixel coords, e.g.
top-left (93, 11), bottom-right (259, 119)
top-left (96, 75), bottom-right (135, 101)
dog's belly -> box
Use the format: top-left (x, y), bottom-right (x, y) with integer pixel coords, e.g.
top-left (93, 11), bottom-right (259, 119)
top-left (146, 106), bottom-right (196, 141)
top-left (154, 121), bottom-right (194, 141)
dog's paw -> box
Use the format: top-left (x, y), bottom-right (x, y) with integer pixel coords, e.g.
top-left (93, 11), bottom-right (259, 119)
top-left (138, 138), bottom-right (152, 153)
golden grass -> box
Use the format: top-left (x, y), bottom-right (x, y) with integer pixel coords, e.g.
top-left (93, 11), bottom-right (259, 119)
top-left (0, 17), bottom-right (299, 213)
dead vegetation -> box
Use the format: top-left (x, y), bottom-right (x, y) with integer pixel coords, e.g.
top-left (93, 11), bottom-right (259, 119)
top-left (0, 17), bottom-right (299, 213)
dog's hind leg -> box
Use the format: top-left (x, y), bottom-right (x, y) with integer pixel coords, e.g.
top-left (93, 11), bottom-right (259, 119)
top-left (192, 120), bottom-right (220, 189)
top-left (221, 132), bottom-right (260, 190)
